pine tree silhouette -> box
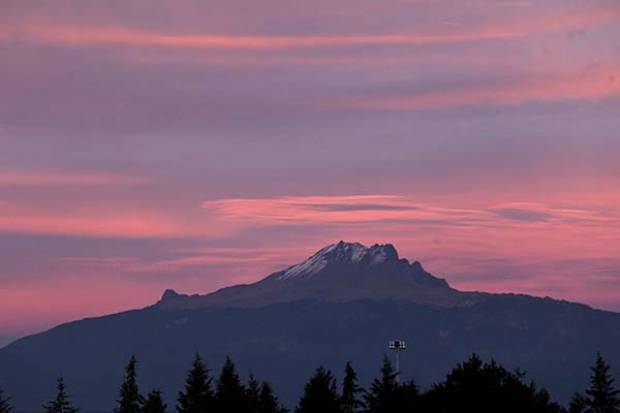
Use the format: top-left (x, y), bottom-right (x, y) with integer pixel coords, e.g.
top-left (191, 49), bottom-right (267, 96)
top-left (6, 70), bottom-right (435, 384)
top-left (215, 357), bottom-right (248, 413)
top-left (0, 387), bottom-right (12, 413)
top-left (258, 382), bottom-right (287, 413)
top-left (43, 378), bottom-right (79, 413)
top-left (586, 353), bottom-right (620, 413)
top-left (177, 354), bottom-right (214, 413)
top-left (364, 356), bottom-right (399, 413)
top-left (143, 390), bottom-right (167, 413)
top-left (246, 375), bottom-right (261, 413)
top-left (340, 362), bottom-right (364, 413)
top-left (296, 367), bottom-right (340, 413)
top-left (115, 356), bottom-right (143, 413)
top-left (569, 392), bottom-right (588, 413)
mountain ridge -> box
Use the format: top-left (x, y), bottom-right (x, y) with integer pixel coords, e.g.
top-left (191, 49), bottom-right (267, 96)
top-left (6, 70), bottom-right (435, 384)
top-left (156, 241), bottom-right (467, 309)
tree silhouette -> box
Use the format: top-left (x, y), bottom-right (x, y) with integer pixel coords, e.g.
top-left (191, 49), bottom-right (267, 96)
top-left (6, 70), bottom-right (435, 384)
top-left (215, 357), bottom-right (248, 412)
top-left (424, 354), bottom-right (561, 413)
top-left (569, 392), bottom-right (588, 413)
top-left (296, 367), bottom-right (340, 413)
top-left (177, 354), bottom-right (214, 413)
top-left (259, 382), bottom-right (286, 413)
top-left (586, 353), bottom-right (620, 413)
top-left (2, 351), bottom-right (614, 412)
top-left (364, 356), bottom-right (399, 413)
top-left (246, 375), bottom-right (261, 413)
top-left (143, 390), bottom-right (167, 413)
top-left (393, 380), bottom-right (419, 412)
top-left (0, 387), bottom-right (11, 413)
top-left (340, 362), bottom-right (364, 413)
top-left (43, 377), bottom-right (79, 413)
top-left (115, 356), bottom-right (143, 413)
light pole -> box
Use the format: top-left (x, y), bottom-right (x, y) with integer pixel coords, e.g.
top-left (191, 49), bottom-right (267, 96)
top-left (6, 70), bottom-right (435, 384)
top-left (388, 340), bottom-right (406, 383)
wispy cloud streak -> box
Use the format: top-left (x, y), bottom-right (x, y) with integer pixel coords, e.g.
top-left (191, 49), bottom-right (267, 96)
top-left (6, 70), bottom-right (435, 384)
top-left (3, 6), bottom-right (617, 51)
top-left (2, 26), bottom-right (521, 49)
top-left (203, 195), bottom-right (618, 228)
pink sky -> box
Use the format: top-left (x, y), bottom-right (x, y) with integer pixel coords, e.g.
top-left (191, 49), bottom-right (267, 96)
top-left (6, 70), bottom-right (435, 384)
top-left (0, 0), bottom-right (619, 345)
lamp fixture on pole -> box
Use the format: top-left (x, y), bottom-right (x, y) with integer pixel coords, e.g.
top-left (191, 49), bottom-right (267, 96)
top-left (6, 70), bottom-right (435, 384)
top-left (388, 340), bottom-right (406, 383)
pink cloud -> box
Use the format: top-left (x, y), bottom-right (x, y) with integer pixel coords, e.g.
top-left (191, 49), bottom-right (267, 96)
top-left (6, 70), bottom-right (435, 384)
top-left (203, 195), bottom-right (617, 228)
top-left (3, 5), bottom-right (617, 51)
top-left (0, 205), bottom-right (188, 238)
top-left (203, 195), bottom-right (421, 224)
top-left (4, 25), bottom-right (521, 49)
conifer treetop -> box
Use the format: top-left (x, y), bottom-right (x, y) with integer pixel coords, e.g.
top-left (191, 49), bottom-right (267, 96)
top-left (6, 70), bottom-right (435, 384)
top-left (43, 377), bottom-right (79, 413)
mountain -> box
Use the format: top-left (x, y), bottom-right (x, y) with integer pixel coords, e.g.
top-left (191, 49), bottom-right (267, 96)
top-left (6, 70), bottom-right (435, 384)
top-left (1, 241), bottom-right (619, 412)
top-left (157, 241), bottom-right (471, 309)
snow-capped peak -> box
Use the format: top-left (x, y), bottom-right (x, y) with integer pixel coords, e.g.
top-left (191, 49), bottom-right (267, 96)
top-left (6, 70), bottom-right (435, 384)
top-left (277, 241), bottom-right (399, 280)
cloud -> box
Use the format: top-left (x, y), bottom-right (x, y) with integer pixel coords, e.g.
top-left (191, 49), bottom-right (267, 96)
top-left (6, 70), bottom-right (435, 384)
top-left (304, 203), bottom-right (417, 212)
top-left (0, 171), bottom-right (143, 187)
top-left (0, 197), bottom-right (198, 239)
top-left (2, 25), bottom-right (522, 49)
top-left (0, 191), bottom-right (614, 250)
top-left (3, 5), bottom-right (617, 52)
top-left (203, 195), bottom-right (616, 229)
top-left (0, 213), bottom-right (184, 238)
top-left (327, 65), bottom-right (620, 111)
top-left (492, 208), bottom-right (553, 222)
top-left (203, 195), bottom-right (424, 224)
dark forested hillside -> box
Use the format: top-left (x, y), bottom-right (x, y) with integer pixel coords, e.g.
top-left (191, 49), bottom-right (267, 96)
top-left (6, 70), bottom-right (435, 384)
top-left (1, 296), bottom-right (619, 411)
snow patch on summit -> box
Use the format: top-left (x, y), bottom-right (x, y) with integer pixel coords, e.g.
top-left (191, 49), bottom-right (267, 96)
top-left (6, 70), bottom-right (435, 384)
top-left (278, 243), bottom-right (343, 280)
top-left (278, 249), bottom-right (330, 280)
top-left (349, 243), bottom-right (368, 262)
top-left (277, 241), bottom-right (397, 280)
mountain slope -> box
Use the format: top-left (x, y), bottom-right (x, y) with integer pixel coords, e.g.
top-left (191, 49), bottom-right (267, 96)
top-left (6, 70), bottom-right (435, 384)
top-left (1, 242), bottom-right (619, 412)
top-left (157, 241), bottom-right (473, 309)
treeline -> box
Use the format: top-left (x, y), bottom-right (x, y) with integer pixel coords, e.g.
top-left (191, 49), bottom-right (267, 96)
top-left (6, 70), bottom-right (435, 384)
top-left (0, 353), bottom-right (618, 413)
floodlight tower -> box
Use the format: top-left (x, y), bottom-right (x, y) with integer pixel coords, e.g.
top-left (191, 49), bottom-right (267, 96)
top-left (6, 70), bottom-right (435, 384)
top-left (388, 340), bottom-right (406, 383)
